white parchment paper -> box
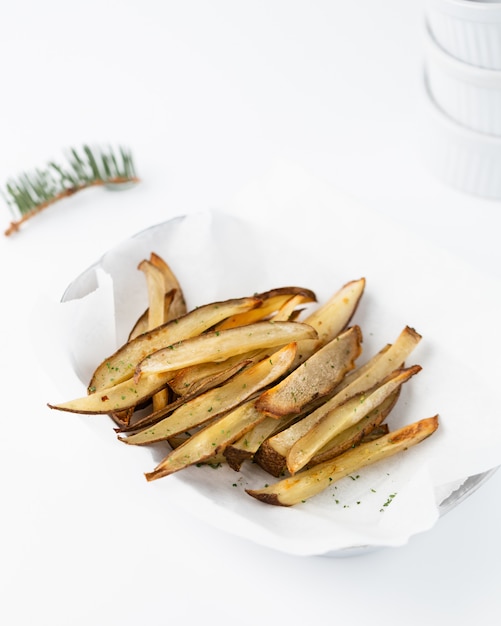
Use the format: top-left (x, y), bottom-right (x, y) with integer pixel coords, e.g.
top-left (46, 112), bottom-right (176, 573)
top-left (40, 163), bottom-right (501, 555)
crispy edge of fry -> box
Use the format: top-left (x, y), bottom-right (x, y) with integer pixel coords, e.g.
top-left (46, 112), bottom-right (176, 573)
top-left (302, 277), bottom-right (365, 347)
top-left (280, 277), bottom-right (366, 373)
top-left (109, 406), bottom-right (135, 428)
top-left (271, 294), bottom-right (309, 322)
top-left (138, 259), bottom-right (167, 330)
top-left (149, 251), bottom-right (187, 319)
top-left (215, 287), bottom-right (317, 330)
top-left (47, 372), bottom-right (173, 414)
top-left (255, 286), bottom-right (317, 302)
top-left (246, 415), bottom-right (439, 506)
top-left (129, 251), bottom-right (187, 341)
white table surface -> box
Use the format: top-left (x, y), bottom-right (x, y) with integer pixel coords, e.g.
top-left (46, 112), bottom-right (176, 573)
top-left (1, 1), bottom-right (500, 625)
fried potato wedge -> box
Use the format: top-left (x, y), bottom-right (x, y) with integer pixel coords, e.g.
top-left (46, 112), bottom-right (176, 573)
top-left (254, 326), bottom-right (421, 476)
top-left (89, 296), bottom-right (262, 392)
top-left (286, 365), bottom-right (421, 474)
top-left (134, 321), bottom-right (317, 380)
top-left (149, 252), bottom-right (187, 320)
top-left (306, 389), bottom-right (400, 467)
top-left (215, 286), bottom-right (316, 330)
top-left (223, 384), bottom-right (343, 471)
top-left (333, 326), bottom-right (421, 398)
top-left (301, 278), bottom-right (365, 348)
top-left (271, 294), bottom-right (309, 322)
top-left (48, 372), bottom-right (173, 414)
top-left (138, 259), bottom-right (168, 330)
top-left (119, 342), bottom-right (299, 445)
top-left (115, 357), bottom-right (269, 435)
top-left (277, 278), bottom-right (365, 373)
top-left (115, 393), bottom-right (191, 433)
top-left (255, 286), bottom-right (317, 303)
top-left (246, 415), bottom-right (439, 506)
top-left (145, 399), bottom-right (267, 480)
top-left (109, 406), bottom-right (135, 428)
top-left (128, 252), bottom-right (187, 340)
top-left (50, 256), bottom-right (439, 510)
top-left (255, 325), bottom-right (362, 419)
top-left (168, 356), bottom-right (255, 398)
top-left (128, 290), bottom-right (176, 342)
top-left (138, 259), bottom-right (171, 412)
top-left (168, 350), bottom-right (264, 397)
top-left (224, 414), bottom-right (299, 471)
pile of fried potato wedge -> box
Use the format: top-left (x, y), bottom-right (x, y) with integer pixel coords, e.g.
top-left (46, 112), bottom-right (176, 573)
top-left (48, 252), bottom-right (438, 507)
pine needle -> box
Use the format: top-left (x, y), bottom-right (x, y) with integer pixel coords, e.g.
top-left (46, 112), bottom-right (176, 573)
top-left (3, 144), bottom-right (140, 236)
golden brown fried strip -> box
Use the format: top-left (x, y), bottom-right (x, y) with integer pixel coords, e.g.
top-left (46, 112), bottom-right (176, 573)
top-left (120, 342), bottom-right (299, 446)
top-left (246, 416), bottom-right (439, 506)
top-left (145, 399), bottom-right (268, 480)
top-left (133, 321), bottom-right (317, 381)
top-left (89, 296), bottom-right (263, 392)
top-left (305, 389), bottom-right (400, 467)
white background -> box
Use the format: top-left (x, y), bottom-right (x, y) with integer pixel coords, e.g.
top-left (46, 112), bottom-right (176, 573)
top-left (0, 1), bottom-right (500, 625)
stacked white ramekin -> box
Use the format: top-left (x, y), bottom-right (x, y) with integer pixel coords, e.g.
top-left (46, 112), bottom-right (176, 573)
top-left (423, 0), bottom-right (501, 198)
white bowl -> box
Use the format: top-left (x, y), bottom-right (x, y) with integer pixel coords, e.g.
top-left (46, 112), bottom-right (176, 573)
top-left (425, 0), bottom-right (501, 70)
top-left (424, 23), bottom-right (501, 136)
top-left (422, 72), bottom-right (501, 199)
top-left (58, 211), bottom-right (501, 556)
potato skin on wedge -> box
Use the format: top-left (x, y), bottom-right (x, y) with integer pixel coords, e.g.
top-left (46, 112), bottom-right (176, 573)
top-left (119, 342), bottom-right (299, 445)
top-left (48, 372), bottom-right (173, 414)
top-left (89, 296), bottom-right (263, 392)
top-left (246, 416), bottom-right (439, 506)
top-left (302, 278), bottom-right (365, 348)
top-left (306, 389), bottom-right (400, 467)
top-left (253, 326), bottom-right (422, 477)
top-left (215, 286), bottom-right (317, 330)
top-left (286, 364), bottom-right (422, 474)
top-left (255, 325), bottom-right (362, 419)
top-left (134, 321), bottom-right (317, 380)
top-left (144, 399), bottom-right (266, 480)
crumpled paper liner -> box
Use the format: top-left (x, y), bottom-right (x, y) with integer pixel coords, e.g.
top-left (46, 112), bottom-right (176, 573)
top-left (40, 163), bottom-right (501, 556)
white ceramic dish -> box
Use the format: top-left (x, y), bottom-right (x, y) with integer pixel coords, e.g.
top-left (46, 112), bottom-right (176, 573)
top-left (425, 0), bottom-right (501, 70)
top-left (422, 69), bottom-right (501, 199)
top-left (424, 22), bottom-right (501, 136)
top-left (54, 207), bottom-right (501, 557)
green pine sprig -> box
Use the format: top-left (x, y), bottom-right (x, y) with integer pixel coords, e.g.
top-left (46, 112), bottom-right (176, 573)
top-left (3, 144), bottom-right (139, 236)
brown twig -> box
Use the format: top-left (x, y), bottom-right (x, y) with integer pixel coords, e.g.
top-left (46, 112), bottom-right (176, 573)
top-left (4, 176), bottom-right (140, 236)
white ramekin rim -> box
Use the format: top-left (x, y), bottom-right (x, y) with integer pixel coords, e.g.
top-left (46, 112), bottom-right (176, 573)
top-left (425, 0), bottom-right (501, 21)
top-left (423, 70), bottom-right (501, 152)
top-left (424, 21), bottom-right (501, 86)
top-left (422, 72), bottom-right (501, 199)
